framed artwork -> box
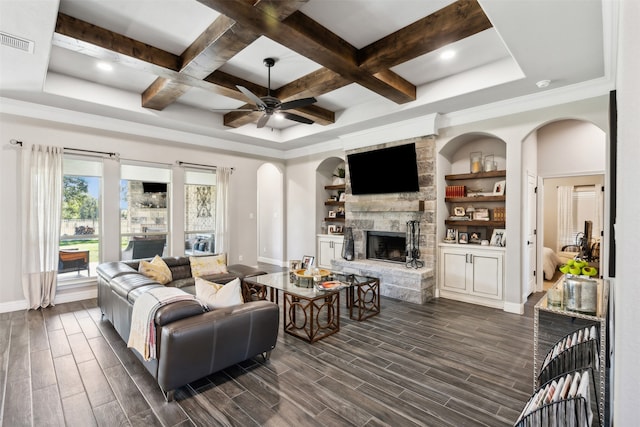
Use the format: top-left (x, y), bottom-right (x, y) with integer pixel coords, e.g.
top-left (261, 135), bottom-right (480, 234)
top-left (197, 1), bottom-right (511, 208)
top-left (490, 229), bottom-right (506, 247)
top-left (453, 206), bottom-right (466, 216)
top-left (302, 255), bottom-right (315, 269)
top-left (444, 228), bottom-right (457, 242)
top-left (493, 180), bottom-right (506, 195)
top-left (458, 232), bottom-right (468, 244)
top-left (469, 231), bottom-right (482, 244)
top-left (327, 225), bottom-right (337, 234)
top-left (328, 210), bottom-right (336, 218)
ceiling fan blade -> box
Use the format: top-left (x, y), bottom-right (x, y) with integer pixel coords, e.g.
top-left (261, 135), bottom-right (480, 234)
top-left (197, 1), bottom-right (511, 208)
top-left (280, 97), bottom-right (317, 110)
top-left (237, 85), bottom-right (267, 109)
top-left (256, 113), bottom-right (271, 128)
top-left (283, 112), bottom-right (314, 125)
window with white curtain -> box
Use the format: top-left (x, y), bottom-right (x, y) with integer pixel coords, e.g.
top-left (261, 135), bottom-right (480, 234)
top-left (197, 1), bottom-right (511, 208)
top-left (572, 185), bottom-right (601, 245)
top-left (120, 163), bottom-right (171, 260)
top-left (58, 156), bottom-right (102, 283)
top-left (184, 168), bottom-right (216, 255)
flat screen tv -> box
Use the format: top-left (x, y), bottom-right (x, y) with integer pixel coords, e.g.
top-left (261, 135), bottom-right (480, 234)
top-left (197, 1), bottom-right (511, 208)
top-left (142, 182), bottom-right (167, 193)
top-left (347, 143), bottom-right (420, 195)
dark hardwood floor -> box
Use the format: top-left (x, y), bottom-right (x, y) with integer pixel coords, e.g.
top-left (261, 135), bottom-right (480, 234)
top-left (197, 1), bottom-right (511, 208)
top-left (0, 281), bottom-right (565, 427)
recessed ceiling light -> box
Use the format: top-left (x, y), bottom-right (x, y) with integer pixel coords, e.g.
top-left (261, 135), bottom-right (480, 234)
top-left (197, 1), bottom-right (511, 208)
top-left (96, 62), bottom-right (113, 72)
top-left (440, 50), bottom-right (456, 60)
top-left (536, 79), bottom-right (551, 88)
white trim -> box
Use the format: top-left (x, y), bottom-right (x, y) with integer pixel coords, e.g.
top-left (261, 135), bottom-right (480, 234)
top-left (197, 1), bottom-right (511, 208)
top-left (257, 256), bottom-right (287, 268)
top-left (0, 287), bottom-right (97, 314)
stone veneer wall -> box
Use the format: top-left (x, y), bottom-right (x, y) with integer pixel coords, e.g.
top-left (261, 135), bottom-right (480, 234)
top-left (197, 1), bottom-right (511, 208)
top-left (341, 135), bottom-right (437, 303)
top-left (345, 135), bottom-right (436, 268)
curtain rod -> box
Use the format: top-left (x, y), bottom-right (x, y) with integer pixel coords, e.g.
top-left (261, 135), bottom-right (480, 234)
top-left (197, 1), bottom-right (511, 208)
top-left (176, 161), bottom-right (234, 172)
top-left (9, 140), bottom-right (119, 159)
top-left (64, 147), bottom-right (119, 158)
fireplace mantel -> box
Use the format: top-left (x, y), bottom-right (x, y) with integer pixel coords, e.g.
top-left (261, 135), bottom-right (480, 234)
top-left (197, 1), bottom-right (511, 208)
top-left (348, 200), bottom-right (430, 212)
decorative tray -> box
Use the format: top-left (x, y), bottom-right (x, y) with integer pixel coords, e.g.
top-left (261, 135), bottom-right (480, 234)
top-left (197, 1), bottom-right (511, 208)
top-left (315, 280), bottom-right (347, 290)
top-left (293, 269), bottom-right (330, 279)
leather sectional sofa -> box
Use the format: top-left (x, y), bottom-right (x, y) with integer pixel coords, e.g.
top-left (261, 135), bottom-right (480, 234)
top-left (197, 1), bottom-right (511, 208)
top-left (96, 256), bottom-right (279, 401)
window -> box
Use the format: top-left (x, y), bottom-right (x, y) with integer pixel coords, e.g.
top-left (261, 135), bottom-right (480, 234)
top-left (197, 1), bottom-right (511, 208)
top-left (120, 164), bottom-right (170, 260)
top-left (59, 157), bottom-right (102, 283)
top-left (184, 168), bottom-right (216, 255)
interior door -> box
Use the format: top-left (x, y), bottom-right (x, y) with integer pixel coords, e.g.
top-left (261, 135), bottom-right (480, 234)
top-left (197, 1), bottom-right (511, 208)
top-left (524, 172), bottom-right (537, 296)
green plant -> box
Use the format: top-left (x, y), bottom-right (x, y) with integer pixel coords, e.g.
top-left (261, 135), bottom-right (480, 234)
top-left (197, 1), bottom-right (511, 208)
top-left (333, 167), bottom-right (345, 178)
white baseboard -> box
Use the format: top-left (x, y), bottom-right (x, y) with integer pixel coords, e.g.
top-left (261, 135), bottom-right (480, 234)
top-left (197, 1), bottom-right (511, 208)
top-left (257, 257), bottom-right (287, 268)
top-left (503, 301), bottom-right (525, 314)
top-left (0, 287), bottom-right (97, 314)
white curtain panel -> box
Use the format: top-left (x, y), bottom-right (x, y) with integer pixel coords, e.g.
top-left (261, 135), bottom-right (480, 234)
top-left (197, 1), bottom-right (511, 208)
top-left (214, 167), bottom-right (231, 255)
top-left (557, 185), bottom-right (574, 252)
top-left (23, 145), bottom-right (63, 309)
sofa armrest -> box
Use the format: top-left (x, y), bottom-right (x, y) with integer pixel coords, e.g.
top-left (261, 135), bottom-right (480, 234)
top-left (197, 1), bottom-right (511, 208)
top-left (156, 300), bottom-right (279, 392)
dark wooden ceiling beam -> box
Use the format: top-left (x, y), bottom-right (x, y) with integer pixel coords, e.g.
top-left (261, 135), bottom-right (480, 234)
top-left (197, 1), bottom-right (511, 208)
top-left (274, 68), bottom-right (350, 101)
top-left (53, 13), bottom-right (180, 72)
top-left (196, 0), bottom-right (416, 104)
top-left (358, 0), bottom-right (493, 72)
top-left (53, 11), bottom-right (336, 126)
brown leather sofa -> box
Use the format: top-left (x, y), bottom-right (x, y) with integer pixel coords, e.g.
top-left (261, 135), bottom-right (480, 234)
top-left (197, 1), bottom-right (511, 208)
top-left (96, 256), bottom-right (278, 401)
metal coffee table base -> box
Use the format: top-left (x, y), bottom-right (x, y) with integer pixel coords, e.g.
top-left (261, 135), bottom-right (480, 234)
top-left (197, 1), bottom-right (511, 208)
top-left (284, 291), bottom-right (340, 343)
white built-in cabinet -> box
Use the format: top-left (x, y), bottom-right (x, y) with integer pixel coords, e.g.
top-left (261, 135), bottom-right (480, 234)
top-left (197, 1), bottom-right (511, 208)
top-left (317, 234), bottom-right (344, 269)
top-left (438, 244), bottom-right (505, 308)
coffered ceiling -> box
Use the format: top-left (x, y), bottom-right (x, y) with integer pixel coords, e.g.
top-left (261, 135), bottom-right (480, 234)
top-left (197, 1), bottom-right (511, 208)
top-left (0, 0), bottom-right (614, 155)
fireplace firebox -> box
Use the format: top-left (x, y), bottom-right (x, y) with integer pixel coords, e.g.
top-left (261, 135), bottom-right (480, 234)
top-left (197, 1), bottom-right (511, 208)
top-left (366, 231), bottom-right (406, 263)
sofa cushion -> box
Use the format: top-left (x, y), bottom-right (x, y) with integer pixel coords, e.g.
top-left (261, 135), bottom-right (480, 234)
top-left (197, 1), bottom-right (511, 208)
top-left (195, 277), bottom-right (243, 308)
top-left (163, 256), bottom-right (192, 280)
top-left (190, 254), bottom-right (228, 277)
top-left (139, 256), bottom-right (172, 285)
top-left (97, 261), bottom-right (138, 282)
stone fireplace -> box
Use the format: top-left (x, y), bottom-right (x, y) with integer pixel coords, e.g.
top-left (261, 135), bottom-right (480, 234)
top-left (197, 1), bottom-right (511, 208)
top-left (331, 135), bottom-right (437, 304)
top-left (366, 231), bottom-right (406, 263)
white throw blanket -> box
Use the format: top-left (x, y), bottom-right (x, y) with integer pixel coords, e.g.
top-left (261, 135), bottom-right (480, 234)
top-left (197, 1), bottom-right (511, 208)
top-left (128, 287), bottom-right (200, 361)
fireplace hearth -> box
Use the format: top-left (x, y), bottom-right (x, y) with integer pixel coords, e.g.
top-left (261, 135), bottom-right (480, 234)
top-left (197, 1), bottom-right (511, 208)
top-left (366, 231), bottom-right (406, 263)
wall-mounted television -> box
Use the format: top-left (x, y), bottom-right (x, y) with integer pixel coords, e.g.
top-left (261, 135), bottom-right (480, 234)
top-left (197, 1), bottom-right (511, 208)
top-left (142, 182), bottom-right (167, 193)
top-left (347, 143), bottom-right (420, 195)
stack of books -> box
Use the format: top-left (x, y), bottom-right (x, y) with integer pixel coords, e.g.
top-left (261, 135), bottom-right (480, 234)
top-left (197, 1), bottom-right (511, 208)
top-left (445, 185), bottom-right (466, 198)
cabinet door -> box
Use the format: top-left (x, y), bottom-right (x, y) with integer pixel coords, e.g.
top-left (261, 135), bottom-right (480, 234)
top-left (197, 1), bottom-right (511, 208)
top-left (333, 240), bottom-right (344, 260)
top-left (469, 252), bottom-right (503, 300)
top-left (317, 238), bottom-right (334, 269)
top-left (440, 249), bottom-right (468, 293)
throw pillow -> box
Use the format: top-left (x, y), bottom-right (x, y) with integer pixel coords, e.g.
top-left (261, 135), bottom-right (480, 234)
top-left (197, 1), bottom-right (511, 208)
top-left (189, 253), bottom-right (228, 277)
top-left (138, 255), bottom-right (172, 285)
top-left (195, 277), bottom-right (243, 308)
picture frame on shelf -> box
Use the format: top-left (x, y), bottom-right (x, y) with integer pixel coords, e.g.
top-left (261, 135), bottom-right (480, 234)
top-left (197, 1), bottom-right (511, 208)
top-left (328, 210), bottom-right (336, 218)
top-left (339, 192), bottom-right (346, 202)
top-left (493, 180), bottom-right (506, 195)
top-left (444, 228), bottom-right (457, 243)
top-left (490, 229), bottom-right (506, 247)
top-left (458, 232), bottom-right (469, 244)
top-left (469, 231), bottom-right (482, 244)
top-left (328, 225), bottom-right (342, 235)
top-left (302, 255), bottom-right (315, 269)
top-left (453, 206), bottom-right (466, 216)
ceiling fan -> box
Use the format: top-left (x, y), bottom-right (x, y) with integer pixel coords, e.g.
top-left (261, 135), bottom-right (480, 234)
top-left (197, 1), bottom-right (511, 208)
top-left (229, 58), bottom-right (317, 129)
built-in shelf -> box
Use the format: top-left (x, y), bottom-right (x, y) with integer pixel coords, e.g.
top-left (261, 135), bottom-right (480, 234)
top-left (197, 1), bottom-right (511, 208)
top-left (325, 184), bottom-right (346, 191)
top-left (324, 217), bottom-right (345, 222)
top-left (445, 219), bottom-right (505, 227)
top-left (325, 200), bottom-right (345, 206)
top-left (445, 196), bottom-right (505, 203)
top-left (445, 170), bottom-right (506, 180)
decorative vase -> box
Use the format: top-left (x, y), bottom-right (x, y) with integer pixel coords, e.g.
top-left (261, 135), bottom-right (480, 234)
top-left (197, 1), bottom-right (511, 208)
top-left (342, 227), bottom-right (354, 261)
top-left (333, 176), bottom-right (345, 185)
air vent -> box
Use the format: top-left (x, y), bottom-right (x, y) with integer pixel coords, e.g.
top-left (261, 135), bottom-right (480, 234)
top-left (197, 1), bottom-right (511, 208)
top-left (1, 32), bottom-right (34, 54)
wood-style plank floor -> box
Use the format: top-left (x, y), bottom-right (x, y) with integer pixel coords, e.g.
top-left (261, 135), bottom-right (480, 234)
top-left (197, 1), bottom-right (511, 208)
top-left (1, 283), bottom-right (569, 427)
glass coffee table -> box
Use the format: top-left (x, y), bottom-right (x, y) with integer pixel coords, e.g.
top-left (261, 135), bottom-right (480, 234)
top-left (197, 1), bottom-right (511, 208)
top-left (243, 271), bottom-right (380, 343)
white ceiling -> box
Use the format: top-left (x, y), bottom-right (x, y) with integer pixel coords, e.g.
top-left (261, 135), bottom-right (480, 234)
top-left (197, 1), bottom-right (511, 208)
top-left (0, 0), bottom-right (614, 156)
